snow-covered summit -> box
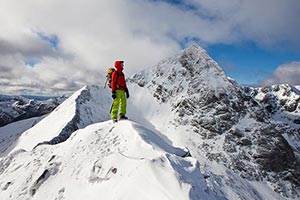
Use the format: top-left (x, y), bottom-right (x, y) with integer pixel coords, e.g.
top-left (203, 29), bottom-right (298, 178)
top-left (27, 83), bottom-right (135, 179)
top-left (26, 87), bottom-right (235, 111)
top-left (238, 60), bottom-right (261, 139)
top-left (129, 43), bottom-right (233, 102)
top-left (0, 120), bottom-right (222, 200)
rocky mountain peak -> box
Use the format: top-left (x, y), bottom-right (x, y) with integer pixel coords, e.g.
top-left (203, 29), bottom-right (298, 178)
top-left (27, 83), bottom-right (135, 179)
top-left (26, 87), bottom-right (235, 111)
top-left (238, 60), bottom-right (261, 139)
top-left (129, 44), bottom-right (234, 103)
top-left (178, 43), bottom-right (218, 64)
top-left (128, 45), bottom-right (300, 198)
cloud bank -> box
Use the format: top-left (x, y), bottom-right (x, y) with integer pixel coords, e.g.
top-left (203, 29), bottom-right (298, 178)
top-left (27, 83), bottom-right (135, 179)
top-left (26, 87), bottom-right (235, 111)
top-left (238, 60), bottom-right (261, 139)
top-left (0, 0), bottom-right (299, 94)
top-left (262, 62), bottom-right (300, 86)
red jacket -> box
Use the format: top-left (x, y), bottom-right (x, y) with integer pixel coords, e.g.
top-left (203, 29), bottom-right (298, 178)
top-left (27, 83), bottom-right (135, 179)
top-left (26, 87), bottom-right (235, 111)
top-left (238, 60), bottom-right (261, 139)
top-left (111, 70), bottom-right (127, 92)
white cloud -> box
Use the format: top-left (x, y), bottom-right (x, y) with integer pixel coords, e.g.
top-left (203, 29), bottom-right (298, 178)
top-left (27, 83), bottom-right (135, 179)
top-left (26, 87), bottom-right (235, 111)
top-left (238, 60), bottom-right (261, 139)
top-left (262, 62), bottom-right (300, 86)
top-left (0, 0), bottom-right (299, 94)
top-left (186, 0), bottom-right (300, 47)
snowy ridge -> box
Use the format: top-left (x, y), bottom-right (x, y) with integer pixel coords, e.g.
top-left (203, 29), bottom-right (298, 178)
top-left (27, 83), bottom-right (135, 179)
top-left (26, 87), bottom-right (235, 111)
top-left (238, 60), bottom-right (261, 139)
top-left (10, 85), bottom-right (111, 151)
top-left (0, 120), bottom-right (222, 200)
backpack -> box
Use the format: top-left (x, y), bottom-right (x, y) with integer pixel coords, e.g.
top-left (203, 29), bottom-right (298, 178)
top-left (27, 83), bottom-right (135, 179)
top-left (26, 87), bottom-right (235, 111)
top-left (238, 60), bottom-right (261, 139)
top-left (105, 67), bottom-right (115, 88)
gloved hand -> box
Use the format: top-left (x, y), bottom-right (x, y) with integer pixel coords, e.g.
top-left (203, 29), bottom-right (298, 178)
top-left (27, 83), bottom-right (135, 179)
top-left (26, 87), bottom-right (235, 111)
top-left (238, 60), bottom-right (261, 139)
top-left (112, 91), bottom-right (117, 99)
top-left (125, 88), bottom-right (129, 99)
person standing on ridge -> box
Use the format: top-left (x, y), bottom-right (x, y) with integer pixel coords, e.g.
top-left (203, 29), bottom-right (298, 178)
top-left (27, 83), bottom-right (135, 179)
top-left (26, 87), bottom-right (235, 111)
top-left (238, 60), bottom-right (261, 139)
top-left (110, 60), bottom-right (129, 122)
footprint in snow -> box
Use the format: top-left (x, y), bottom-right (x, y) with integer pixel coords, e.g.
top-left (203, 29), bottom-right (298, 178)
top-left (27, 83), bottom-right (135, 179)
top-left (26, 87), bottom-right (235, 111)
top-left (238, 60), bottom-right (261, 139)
top-left (88, 160), bottom-right (117, 184)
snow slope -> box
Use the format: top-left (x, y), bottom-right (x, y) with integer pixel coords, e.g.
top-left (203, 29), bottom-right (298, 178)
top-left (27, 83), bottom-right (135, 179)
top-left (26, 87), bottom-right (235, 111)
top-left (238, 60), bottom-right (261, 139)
top-left (10, 85), bottom-right (111, 151)
top-left (0, 116), bottom-right (45, 157)
top-left (0, 120), bottom-right (222, 200)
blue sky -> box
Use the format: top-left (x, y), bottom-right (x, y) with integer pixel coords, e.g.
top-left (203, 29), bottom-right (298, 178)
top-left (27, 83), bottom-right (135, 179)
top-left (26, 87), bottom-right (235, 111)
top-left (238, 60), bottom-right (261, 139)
top-left (0, 0), bottom-right (300, 95)
top-left (25, 33), bottom-right (60, 67)
top-left (156, 0), bottom-right (300, 85)
top-left (37, 32), bottom-right (59, 49)
top-left (206, 43), bottom-right (300, 85)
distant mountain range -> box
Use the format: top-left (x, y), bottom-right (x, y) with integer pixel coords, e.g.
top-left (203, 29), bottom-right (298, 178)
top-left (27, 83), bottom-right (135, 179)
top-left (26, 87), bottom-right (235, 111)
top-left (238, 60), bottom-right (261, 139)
top-left (0, 94), bottom-right (66, 127)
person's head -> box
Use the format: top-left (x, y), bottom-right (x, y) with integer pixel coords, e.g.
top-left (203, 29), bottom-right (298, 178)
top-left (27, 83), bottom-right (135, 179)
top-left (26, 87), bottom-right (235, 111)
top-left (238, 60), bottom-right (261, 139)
top-left (114, 61), bottom-right (124, 71)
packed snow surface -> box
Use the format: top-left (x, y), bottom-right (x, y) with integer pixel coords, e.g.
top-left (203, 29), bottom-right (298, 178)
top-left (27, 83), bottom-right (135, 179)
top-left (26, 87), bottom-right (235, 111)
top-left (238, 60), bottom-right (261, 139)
top-left (0, 120), bottom-right (221, 200)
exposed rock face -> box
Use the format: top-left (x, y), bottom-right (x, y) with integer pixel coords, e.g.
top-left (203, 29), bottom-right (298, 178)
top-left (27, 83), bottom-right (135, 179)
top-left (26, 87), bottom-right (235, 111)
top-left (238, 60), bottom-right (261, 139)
top-left (129, 44), bottom-right (300, 198)
top-left (244, 84), bottom-right (300, 125)
top-left (0, 95), bottom-right (65, 127)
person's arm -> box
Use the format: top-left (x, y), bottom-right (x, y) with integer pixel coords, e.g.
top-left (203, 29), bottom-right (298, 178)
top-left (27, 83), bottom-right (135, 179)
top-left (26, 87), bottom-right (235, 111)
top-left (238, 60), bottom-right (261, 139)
top-left (124, 75), bottom-right (129, 98)
top-left (111, 72), bottom-right (117, 99)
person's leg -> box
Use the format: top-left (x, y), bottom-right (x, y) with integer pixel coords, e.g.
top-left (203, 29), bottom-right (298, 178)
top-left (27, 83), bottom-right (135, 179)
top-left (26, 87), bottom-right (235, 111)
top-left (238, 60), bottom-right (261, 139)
top-left (118, 90), bottom-right (127, 117)
top-left (111, 95), bottom-right (120, 120)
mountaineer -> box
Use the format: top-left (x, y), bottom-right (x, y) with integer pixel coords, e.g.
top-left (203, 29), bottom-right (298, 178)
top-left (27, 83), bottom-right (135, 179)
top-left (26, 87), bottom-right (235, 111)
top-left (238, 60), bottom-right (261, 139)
top-left (110, 60), bottom-right (129, 122)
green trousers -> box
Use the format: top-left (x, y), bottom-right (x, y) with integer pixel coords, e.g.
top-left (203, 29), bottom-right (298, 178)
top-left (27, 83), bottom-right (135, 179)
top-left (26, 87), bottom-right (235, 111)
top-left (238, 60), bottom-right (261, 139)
top-left (111, 90), bottom-right (127, 119)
